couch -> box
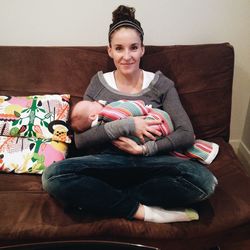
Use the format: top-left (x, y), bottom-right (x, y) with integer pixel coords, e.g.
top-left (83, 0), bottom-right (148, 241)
top-left (0, 43), bottom-right (250, 250)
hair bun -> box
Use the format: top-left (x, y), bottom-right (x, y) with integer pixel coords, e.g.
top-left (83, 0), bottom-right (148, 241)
top-left (112, 5), bottom-right (135, 22)
top-left (108, 5), bottom-right (144, 44)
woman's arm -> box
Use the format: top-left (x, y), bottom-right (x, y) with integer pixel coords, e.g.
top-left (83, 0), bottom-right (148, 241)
top-left (75, 73), bottom-right (162, 151)
top-left (150, 84), bottom-right (195, 154)
top-left (75, 116), bottom-right (162, 150)
top-left (75, 75), bottom-right (134, 150)
top-left (109, 86), bottom-right (195, 156)
top-left (74, 118), bottom-right (134, 150)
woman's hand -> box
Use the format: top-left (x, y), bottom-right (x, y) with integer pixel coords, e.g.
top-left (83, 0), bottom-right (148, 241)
top-left (112, 137), bottom-right (143, 155)
top-left (133, 117), bottom-right (162, 143)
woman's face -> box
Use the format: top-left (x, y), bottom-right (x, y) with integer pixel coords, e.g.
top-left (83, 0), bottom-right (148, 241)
top-left (108, 27), bottom-right (145, 76)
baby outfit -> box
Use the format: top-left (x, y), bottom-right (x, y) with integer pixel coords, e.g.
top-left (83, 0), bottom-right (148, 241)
top-left (95, 100), bottom-right (219, 165)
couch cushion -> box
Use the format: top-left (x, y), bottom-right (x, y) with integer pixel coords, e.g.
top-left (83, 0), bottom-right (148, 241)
top-left (0, 47), bottom-right (111, 106)
top-left (0, 138), bottom-right (249, 249)
top-left (0, 173), bottom-right (42, 191)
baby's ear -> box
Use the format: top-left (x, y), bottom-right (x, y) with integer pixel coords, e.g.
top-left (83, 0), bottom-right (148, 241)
top-left (89, 113), bottom-right (98, 121)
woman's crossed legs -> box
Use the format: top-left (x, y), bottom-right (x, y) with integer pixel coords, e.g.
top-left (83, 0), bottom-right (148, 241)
top-left (42, 154), bottom-right (217, 223)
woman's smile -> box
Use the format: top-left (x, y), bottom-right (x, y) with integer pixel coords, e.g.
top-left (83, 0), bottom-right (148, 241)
top-left (108, 27), bottom-right (145, 76)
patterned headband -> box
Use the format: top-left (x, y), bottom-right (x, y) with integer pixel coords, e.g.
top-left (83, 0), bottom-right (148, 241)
top-left (109, 20), bottom-right (144, 37)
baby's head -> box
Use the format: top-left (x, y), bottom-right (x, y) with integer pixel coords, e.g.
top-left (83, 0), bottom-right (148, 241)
top-left (70, 100), bottom-right (103, 133)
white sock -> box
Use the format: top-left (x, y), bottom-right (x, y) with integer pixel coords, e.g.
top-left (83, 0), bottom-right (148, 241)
top-left (143, 205), bottom-right (199, 223)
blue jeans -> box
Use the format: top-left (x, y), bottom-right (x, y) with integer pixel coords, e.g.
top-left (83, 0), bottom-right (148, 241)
top-left (42, 154), bottom-right (217, 219)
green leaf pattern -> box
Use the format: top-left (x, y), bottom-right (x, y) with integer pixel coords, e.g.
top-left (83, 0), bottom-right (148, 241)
top-left (11, 96), bottom-right (53, 138)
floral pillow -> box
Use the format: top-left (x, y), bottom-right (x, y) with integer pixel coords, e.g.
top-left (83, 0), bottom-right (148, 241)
top-left (0, 136), bottom-right (67, 174)
top-left (0, 94), bottom-right (71, 143)
top-left (0, 94), bottom-right (71, 174)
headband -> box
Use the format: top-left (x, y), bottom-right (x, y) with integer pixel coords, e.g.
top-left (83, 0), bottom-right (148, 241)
top-left (109, 20), bottom-right (144, 37)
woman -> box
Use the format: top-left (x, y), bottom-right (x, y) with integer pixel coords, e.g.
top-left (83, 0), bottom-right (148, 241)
top-left (42, 5), bottom-right (217, 223)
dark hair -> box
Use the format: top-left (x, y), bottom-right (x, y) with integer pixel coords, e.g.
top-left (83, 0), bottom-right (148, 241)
top-left (108, 5), bottom-right (144, 44)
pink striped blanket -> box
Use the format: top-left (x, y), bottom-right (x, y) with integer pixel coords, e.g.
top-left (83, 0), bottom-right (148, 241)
top-left (97, 100), bottom-right (219, 164)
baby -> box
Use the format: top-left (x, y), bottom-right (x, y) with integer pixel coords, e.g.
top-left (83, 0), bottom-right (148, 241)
top-left (71, 99), bottom-right (173, 135)
top-left (71, 99), bottom-right (219, 164)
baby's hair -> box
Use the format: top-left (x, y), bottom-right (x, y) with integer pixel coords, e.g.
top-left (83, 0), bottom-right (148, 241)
top-left (70, 101), bottom-right (81, 132)
top-left (70, 100), bottom-right (90, 133)
top-left (108, 5), bottom-right (144, 44)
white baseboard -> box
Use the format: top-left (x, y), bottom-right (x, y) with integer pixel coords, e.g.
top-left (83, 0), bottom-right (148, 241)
top-left (230, 139), bottom-right (250, 174)
top-left (229, 139), bottom-right (240, 153)
top-left (238, 141), bottom-right (250, 173)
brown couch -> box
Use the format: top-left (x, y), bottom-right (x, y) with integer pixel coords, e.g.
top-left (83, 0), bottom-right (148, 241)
top-left (0, 44), bottom-right (250, 250)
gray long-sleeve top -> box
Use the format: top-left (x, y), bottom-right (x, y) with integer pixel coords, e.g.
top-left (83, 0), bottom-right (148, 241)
top-left (74, 71), bottom-right (194, 155)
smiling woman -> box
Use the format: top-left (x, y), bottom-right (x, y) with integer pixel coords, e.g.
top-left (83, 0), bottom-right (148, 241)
top-left (42, 5), bottom-right (217, 224)
top-left (107, 6), bottom-right (145, 93)
top-left (107, 28), bottom-right (145, 94)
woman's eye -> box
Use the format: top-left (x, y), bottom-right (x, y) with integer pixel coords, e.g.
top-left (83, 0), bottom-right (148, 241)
top-left (115, 47), bottom-right (122, 51)
top-left (131, 46), bottom-right (138, 51)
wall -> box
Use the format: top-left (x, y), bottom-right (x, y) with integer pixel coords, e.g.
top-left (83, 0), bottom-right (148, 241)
top-left (242, 98), bottom-right (250, 151)
top-left (0, 0), bottom-right (249, 159)
top-left (239, 97), bottom-right (250, 172)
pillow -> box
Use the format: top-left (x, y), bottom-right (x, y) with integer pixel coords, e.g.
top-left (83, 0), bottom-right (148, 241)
top-left (0, 94), bottom-right (71, 143)
top-left (171, 139), bottom-right (219, 165)
top-left (0, 136), bottom-right (67, 174)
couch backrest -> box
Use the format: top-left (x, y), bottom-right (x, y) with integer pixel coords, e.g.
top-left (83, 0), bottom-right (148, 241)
top-left (0, 43), bottom-right (234, 141)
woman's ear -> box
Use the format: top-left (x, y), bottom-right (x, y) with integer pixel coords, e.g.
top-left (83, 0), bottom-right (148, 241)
top-left (141, 46), bottom-right (145, 57)
top-left (107, 45), bottom-right (113, 58)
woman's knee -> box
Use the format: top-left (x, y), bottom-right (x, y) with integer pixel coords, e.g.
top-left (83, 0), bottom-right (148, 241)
top-left (42, 157), bottom-right (92, 194)
top-left (194, 163), bottom-right (218, 198)
top-left (42, 161), bottom-right (62, 192)
top-left (203, 172), bottom-right (218, 198)
top-left (177, 160), bottom-right (218, 199)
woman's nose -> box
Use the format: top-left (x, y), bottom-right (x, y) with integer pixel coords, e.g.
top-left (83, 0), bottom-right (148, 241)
top-left (123, 50), bottom-right (131, 60)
